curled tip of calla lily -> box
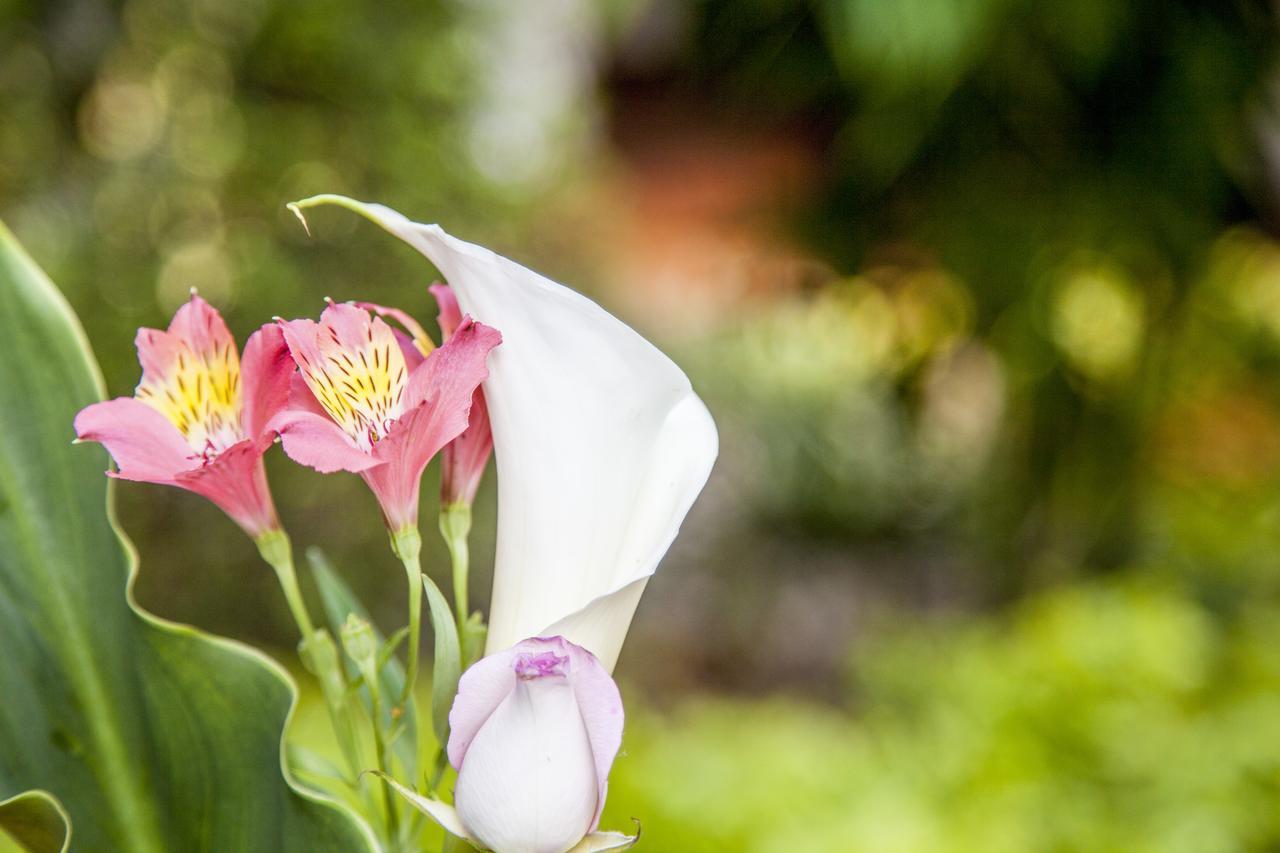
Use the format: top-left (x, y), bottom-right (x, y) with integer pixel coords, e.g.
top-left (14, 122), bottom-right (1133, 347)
top-left (286, 201), bottom-right (311, 236)
top-left (188, 285), bottom-right (198, 296)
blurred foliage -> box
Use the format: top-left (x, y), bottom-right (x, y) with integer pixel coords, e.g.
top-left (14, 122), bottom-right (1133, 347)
top-left (605, 578), bottom-right (1280, 851)
top-left (653, 0), bottom-right (1280, 596)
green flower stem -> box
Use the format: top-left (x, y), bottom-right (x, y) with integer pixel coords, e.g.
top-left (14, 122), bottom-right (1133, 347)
top-left (256, 529), bottom-right (316, 640)
top-left (390, 526), bottom-right (424, 710)
top-left (255, 529), bottom-right (361, 780)
top-left (343, 615), bottom-right (399, 843)
top-left (438, 503), bottom-right (472, 638)
top-left (366, 686), bottom-right (399, 842)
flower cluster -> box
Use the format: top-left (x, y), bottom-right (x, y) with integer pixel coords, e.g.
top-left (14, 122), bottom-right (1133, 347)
top-left (75, 196), bottom-right (717, 853)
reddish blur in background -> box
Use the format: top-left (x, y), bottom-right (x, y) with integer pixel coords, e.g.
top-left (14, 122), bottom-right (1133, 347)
top-left (5, 0), bottom-right (1280, 848)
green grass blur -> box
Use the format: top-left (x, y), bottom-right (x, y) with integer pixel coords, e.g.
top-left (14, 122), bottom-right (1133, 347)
top-left (5, 0), bottom-right (1280, 848)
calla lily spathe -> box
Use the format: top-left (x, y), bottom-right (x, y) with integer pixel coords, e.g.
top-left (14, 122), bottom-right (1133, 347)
top-left (74, 294), bottom-right (292, 539)
top-left (289, 195), bottom-right (715, 853)
top-left (288, 195), bottom-right (719, 671)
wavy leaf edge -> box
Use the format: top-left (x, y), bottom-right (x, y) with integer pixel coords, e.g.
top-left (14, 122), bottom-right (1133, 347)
top-left (0, 789), bottom-right (71, 853)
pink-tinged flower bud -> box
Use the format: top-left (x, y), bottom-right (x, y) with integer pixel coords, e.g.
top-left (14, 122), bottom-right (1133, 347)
top-left (447, 637), bottom-right (623, 853)
top-left (268, 301), bottom-right (501, 533)
top-left (74, 294), bottom-right (292, 539)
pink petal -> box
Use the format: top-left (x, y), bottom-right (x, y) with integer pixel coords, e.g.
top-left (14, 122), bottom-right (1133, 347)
top-left (561, 640), bottom-right (624, 831)
top-left (403, 317), bottom-right (501, 413)
top-left (133, 327), bottom-right (186, 390)
top-left (74, 397), bottom-right (194, 481)
top-left (354, 300), bottom-right (432, 366)
top-left (440, 388), bottom-right (492, 507)
top-left (240, 323), bottom-right (294, 439)
top-left (285, 368), bottom-right (329, 418)
top-left (318, 301), bottom-right (391, 357)
top-left (167, 292), bottom-right (236, 358)
top-left (133, 293), bottom-right (235, 385)
top-left (268, 374), bottom-right (381, 474)
top-left (431, 285), bottom-right (494, 506)
top-left (391, 327), bottom-right (426, 370)
top-left (76, 398), bottom-right (282, 538)
top-left (175, 437), bottom-right (280, 538)
top-left (268, 394), bottom-right (382, 476)
top-left (276, 317), bottom-right (325, 379)
top-left (360, 318), bottom-right (500, 529)
top-left (429, 283), bottom-right (462, 339)
top-left (447, 645), bottom-right (519, 770)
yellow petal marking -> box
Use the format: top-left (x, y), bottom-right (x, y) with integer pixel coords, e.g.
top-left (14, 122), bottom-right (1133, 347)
top-left (136, 336), bottom-right (244, 458)
top-left (297, 316), bottom-right (408, 453)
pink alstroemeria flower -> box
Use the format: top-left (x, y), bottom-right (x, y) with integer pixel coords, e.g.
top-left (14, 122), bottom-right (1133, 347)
top-left (73, 294), bottom-right (292, 539)
top-left (358, 284), bottom-right (493, 510)
top-left (269, 301), bottom-right (500, 533)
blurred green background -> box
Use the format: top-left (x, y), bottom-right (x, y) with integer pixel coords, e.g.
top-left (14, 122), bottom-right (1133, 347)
top-left (5, 0), bottom-right (1280, 848)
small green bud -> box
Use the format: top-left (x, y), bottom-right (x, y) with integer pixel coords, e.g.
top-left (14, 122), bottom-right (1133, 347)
top-left (299, 629), bottom-right (340, 685)
top-left (340, 613), bottom-right (378, 672)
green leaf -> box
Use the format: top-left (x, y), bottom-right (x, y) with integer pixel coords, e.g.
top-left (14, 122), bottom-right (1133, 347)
top-left (369, 771), bottom-right (476, 849)
top-left (285, 745), bottom-right (366, 818)
top-left (378, 626), bottom-right (411, 672)
top-left (0, 223), bottom-right (377, 851)
top-left (308, 547), bottom-right (418, 780)
top-left (567, 829), bottom-right (640, 852)
top-left (422, 574), bottom-right (462, 747)
top-left (0, 790), bottom-right (69, 853)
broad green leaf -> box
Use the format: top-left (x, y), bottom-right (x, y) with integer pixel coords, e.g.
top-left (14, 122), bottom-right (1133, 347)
top-left (422, 574), bottom-right (462, 747)
top-left (0, 790), bottom-right (69, 853)
top-left (0, 223), bottom-right (377, 851)
top-left (308, 547), bottom-right (419, 780)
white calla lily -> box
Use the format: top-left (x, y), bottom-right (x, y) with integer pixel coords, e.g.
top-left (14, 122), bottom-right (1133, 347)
top-left (289, 195), bottom-right (718, 671)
